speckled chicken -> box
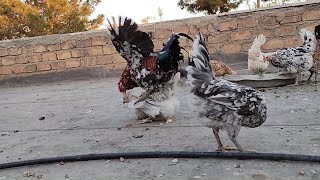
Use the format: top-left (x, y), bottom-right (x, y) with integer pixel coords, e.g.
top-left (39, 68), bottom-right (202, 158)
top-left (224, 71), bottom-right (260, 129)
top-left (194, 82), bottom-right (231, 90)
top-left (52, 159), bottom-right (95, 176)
top-left (180, 32), bottom-right (267, 152)
top-left (248, 34), bottom-right (269, 74)
top-left (263, 29), bottom-right (316, 85)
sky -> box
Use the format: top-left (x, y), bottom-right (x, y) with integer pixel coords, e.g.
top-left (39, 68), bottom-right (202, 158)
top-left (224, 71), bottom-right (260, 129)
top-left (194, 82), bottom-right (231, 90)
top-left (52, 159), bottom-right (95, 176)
top-left (91, 0), bottom-right (254, 27)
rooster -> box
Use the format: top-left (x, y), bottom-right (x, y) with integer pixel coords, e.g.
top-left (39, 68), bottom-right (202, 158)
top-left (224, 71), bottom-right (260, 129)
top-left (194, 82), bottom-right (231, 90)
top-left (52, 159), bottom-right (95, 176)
top-left (180, 32), bottom-right (267, 152)
top-left (248, 34), bottom-right (269, 74)
top-left (263, 29), bottom-right (316, 85)
top-left (107, 16), bottom-right (191, 121)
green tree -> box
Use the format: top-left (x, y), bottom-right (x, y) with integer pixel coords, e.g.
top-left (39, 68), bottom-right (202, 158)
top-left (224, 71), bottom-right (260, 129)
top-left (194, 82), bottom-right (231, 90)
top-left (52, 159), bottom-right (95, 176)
top-left (178, 0), bottom-right (243, 14)
top-left (0, 0), bottom-right (104, 40)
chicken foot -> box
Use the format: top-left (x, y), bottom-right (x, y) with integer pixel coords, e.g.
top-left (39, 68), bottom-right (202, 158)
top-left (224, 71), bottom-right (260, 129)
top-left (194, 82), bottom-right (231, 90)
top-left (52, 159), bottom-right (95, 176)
top-left (212, 128), bottom-right (225, 151)
top-left (165, 118), bottom-right (173, 124)
top-left (230, 138), bottom-right (244, 152)
top-left (230, 137), bottom-right (257, 152)
top-left (139, 118), bottom-right (153, 124)
top-left (294, 76), bottom-right (299, 86)
top-left (212, 128), bottom-right (240, 151)
top-left (212, 128), bottom-right (248, 152)
top-left (308, 66), bottom-right (318, 84)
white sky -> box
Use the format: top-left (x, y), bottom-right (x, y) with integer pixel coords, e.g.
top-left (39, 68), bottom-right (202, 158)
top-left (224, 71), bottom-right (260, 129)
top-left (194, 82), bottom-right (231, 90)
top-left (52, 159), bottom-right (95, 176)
top-left (91, 0), bottom-right (254, 27)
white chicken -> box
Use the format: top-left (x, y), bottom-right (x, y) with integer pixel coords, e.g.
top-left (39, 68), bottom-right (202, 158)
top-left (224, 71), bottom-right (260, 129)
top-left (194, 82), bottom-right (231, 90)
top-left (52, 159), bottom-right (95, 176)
top-left (128, 72), bottom-right (181, 124)
top-left (248, 34), bottom-right (269, 74)
top-left (263, 29), bottom-right (316, 85)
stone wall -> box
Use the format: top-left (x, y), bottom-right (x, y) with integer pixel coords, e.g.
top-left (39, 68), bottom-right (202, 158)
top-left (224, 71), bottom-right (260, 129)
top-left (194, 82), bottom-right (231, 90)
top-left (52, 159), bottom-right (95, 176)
top-left (0, 1), bottom-right (319, 81)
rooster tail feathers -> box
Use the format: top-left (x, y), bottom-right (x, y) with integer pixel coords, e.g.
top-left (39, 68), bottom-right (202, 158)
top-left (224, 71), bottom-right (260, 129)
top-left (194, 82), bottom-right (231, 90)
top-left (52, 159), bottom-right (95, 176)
top-left (184, 32), bottom-right (213, 90)
top-left (107, 16), bottom-right (154, 57)
top-left (188, 32), bottom-right (212, 75)
top-left (251, 34), bottom-right (266, 49)
top-left (256, 34), bottom-right (267, 46)
top-left (300, 28), bottom-right (316, 52)
top-left (177, 33), bottom-right (194, 41)
top-left (158, 33), bottom-right (185, 72)
top-left (198, 32), bottom-right (207, 48)
top-left (184, 66), bottom-right (214, 92)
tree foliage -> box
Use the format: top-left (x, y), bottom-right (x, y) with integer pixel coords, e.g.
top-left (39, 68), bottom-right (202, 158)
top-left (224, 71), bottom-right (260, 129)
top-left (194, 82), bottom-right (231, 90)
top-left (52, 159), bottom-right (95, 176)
top-left (178, 0), bottom-right (243, 14)
top-left (0, 0), bottom-right (104, 40)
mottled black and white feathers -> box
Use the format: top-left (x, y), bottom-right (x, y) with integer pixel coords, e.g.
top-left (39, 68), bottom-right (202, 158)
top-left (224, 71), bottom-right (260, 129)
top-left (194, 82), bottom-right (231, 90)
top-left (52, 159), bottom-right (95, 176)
top-left (108, 16), bottom-right (190, 92)
top-left (181, 32), bottom-right (267, 151)
top-left (185, 66), bottom-right (267, 128)
top-left (188, 33), bottom-right (212, 75)
top-left (182, 32), bottom-right (267, 130)
top-left (107, 16), bottom-right (157, 90)
top-left (108, 16), bottom-right (191, 122)
top-left (107, 16), bottom-right (154, 59)
top-left (264, 29), bottom-right (316, 73)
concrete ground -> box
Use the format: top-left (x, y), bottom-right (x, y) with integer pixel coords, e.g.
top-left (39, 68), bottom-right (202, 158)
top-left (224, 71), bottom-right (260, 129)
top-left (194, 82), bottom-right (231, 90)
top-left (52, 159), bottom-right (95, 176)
top-left (0, 77), bottom-right (320, 179)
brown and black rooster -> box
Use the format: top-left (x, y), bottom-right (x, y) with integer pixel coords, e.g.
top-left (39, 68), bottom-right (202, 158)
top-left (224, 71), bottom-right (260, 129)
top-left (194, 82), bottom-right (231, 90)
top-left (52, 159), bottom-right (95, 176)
top-left (107, 16), bottom-right (192, 123)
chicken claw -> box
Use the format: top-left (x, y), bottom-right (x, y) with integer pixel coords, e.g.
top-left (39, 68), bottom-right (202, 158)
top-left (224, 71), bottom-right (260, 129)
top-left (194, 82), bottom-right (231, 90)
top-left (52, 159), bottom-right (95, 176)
top-left (215, 145), bottom-right (240, 152)
top-left (222, 145), bottom-right (240, 151)
top-left (165, 118), bottom-right (173, 124)
top-left (216, 145), bottom-right (256, 152)
top-left (139, 118), bottom-right (153, 124)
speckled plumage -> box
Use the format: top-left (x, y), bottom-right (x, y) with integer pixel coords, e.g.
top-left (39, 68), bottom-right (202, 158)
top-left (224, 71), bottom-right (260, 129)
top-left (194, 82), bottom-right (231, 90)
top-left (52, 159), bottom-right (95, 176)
top-left (107, 16), bottom-right (187, 121)
top-left (182, 32), bottom-right (267, 151)
top-left (107, 16), bottom-right (186, 92)
top-left (264, 29), bottom-right (316, 74)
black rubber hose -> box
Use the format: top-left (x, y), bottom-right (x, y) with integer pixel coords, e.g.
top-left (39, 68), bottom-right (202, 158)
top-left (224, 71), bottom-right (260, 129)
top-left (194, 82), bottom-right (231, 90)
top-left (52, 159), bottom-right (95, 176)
top-left (1, 151), bottom-right (319, 169)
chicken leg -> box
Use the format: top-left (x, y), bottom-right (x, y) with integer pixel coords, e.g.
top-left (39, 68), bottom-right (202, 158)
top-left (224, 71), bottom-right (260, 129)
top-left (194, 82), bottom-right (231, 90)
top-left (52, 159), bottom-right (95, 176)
top-left (230, 138), bottom-right (244, 152)
top-left (308, 67), bottom-right (318, 83)
top-left (294, 76), bottom-right (299, 86)
top-left (212, 128), bottom-right (239, 152)
top-left (212, 128), bottom-right (224, 151)
top-left (139, 118), bottom-right (153, 124)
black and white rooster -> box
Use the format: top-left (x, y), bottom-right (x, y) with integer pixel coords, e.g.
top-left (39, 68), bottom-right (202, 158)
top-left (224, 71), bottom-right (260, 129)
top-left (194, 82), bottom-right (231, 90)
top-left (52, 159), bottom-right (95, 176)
top-left (107, 16), bottom-right (191, 122)
top-left (180, 32), bottom-right (267, 152)
top-left (263, 29), bottom-right (316, 85)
